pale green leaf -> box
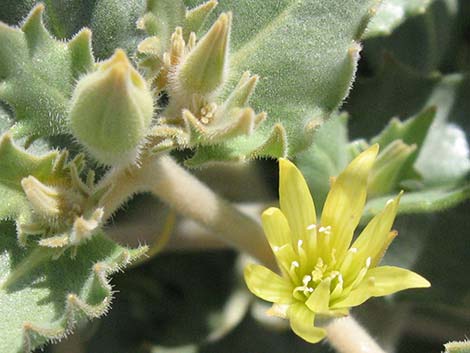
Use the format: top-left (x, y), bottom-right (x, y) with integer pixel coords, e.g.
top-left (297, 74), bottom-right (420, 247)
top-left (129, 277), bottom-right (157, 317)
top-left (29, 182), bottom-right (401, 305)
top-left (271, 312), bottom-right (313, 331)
top-left (362, 184), bottom-right (470, 222)
top-left (0, 4), bottom-right (94, 139)
top-left (295, 114), bottom-right (349, 214)
top-left (90, 0), bottom-right (146, 59)
top-left (0, 133), bottom-right (58, 221)
top-left (362, 0), bottom-right (458, 74)
top-left (0, 221), bottom-right (146, 353)
top-left (184, 0), bottom-right (379, 163)
top-left (364, 0), bottom-right (432, 39)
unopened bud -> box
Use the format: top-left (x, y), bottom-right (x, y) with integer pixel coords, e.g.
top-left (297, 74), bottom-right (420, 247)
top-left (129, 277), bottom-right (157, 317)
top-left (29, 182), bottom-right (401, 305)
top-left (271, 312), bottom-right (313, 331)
top-left (69, 49), bottom-right (154, 166)
top-left (21, 176), bottom-right (61, 217)
top-left (174, 12), bottom-right (231, 97)
top-left (368, 140), bottom-right (417, 196)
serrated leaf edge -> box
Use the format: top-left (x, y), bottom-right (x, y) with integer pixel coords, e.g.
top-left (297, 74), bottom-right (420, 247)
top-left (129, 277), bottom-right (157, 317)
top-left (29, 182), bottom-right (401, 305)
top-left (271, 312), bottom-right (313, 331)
top-left (21, 245), bottom-right (148, 353)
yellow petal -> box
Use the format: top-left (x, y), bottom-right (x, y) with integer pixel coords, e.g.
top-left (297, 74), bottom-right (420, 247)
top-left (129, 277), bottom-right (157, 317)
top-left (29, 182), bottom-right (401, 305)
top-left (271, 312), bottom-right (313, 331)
top-left (341, 193), bottom-right (401, 280)
top-left (321, 145), bottom-right (379, 261)
top-left (279, 158), bottom-right (316, 246)
top-left (262, 207), bottom-right (291, 249)
top-left (332, 266), bottom-right (430, 309)
top-left (305, 278), bottom-right (331, 313)
top-left (273, 243), bottom-right (299, 282)
top-left (288, 303), bottom-right (327, 343)
top-left (244, 264), bottom-right (294, 304)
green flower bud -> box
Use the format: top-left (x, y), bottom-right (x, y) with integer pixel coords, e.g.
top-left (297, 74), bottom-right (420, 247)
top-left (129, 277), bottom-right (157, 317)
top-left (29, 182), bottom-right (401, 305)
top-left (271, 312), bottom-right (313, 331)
top-left (69, 49), bottom-right (154, 166)
top-left (173, 12), bottom-right (231, 99)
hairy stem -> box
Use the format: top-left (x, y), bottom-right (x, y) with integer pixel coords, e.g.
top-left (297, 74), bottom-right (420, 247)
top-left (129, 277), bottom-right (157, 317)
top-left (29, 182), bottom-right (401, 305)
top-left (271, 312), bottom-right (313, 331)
top-left (98, 154), bottom-right (276, 268)
top-left (326, 316), bottom-right (387, 353)
top-left (141, 155), bottom-right (275, 268)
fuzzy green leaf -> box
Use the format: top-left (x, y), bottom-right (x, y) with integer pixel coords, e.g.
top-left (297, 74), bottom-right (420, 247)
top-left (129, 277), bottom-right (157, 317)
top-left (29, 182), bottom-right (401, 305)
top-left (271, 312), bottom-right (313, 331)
top-left (0, 4), bottom-right (94, 139)
top-left (346, 59), bottom-right (470, 187)
top-left (0, 0), bottom-right (96, 40)
top-left (364, 0), bottom-right (432, 38)
top-left (90, 0), bottom-right (146, 59)
top-left (415, 121), bottom-right (470, 188)
top-left (295, 114), bottom-right (349, 214)
top-left (362, 184), bottom-right (470, 222)
top-left (0, 133), bottom-right (58, 221)
top-left (184, 0), bottom-right (378, 165)
top-left (362, 0), bottom-right (458, 74)
top-left (0, 221), bottom-right (146, 353)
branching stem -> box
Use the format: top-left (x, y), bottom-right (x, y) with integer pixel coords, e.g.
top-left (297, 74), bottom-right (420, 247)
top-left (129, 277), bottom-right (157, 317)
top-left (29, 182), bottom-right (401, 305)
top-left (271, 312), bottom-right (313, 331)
top-left (98, 154), bottom-right (276, 268)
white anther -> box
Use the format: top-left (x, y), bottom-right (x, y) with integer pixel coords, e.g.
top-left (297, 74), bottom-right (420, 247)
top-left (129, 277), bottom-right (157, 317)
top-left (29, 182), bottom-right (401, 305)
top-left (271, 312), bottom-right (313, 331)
top-left (366, 256), bottom-right (372, 268)
top-left (290, 261), bottom-right (300, 271)
top-left (318, 226), bottom-right (331, 234)
top-left (273, 246), bottom-right (280, 252)
top-left (349, 247), bottom-right (358, 253)
top-left (302, 275), bottom-right (312, 285)
top-left (306, 224), bottom-right (316, 230)
top-left (386, 198), bottom-right (394, 206)
top-left (338, 274), bottom-right (344, 284)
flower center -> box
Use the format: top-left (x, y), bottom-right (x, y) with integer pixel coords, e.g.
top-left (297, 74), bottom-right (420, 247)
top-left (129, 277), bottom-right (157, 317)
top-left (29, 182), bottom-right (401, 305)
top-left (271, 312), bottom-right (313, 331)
top-left (292, 256), bottom-right (342, 301)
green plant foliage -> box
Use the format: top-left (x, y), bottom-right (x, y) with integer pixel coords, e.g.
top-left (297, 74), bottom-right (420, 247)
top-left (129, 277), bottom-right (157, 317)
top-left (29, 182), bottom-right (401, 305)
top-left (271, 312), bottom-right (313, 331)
top-left (362, 0), bottom-right (459, 74)
top-left (364, 0), bottom-right (432, 38)
top-left (181, 0), bottom-right (379, 164)
top-left (0, 221), bottom-right (146, 353)
top-left (90, 0), bottom-right (146, 59)
top-left (0, 133), bottom-right (58, 221)
top-left (295, 114), bottom-right (349, 214)
top-left (0, 4), bottom-right (94, 139)
top-left (296, 107), bottom-right (470, 218)
top-left (0, 0), bottom-right (95, 39)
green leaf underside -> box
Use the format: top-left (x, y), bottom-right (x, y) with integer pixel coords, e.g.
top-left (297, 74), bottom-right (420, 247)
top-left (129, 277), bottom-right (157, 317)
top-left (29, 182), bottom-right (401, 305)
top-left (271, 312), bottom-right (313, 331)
top-left (295, 114), bottom-right (349, 214)
top-left (0, 221), bottom-right (146, 353)
top-left (364, 0), bottom-right (432, 39)
top-left (362, 184), bottom-right (470, 223)
top-left (0, 4), bottom-right (93, 139)
top-left (362, 0), bottom-right (459, 75)
top-left (184, 0), bottom-right (378, 164)
top-left (346, 58), bottom-right (470, 187)
top-left (0, 133), bottom-right (58, 221)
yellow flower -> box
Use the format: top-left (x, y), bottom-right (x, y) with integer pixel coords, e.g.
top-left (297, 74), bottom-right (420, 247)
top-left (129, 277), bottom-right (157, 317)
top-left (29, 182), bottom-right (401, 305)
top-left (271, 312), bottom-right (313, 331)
top-left (244, 145), bottom-right (430, 343)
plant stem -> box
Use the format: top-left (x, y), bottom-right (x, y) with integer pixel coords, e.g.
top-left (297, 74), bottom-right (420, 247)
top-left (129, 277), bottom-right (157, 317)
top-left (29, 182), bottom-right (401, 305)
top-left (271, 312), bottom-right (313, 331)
top-left (98, 154), bottom-right (276, 269)
top-left (140, 155), bottom-right (276, 268)
top-left (326, 316), bottom-right (387, 353)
